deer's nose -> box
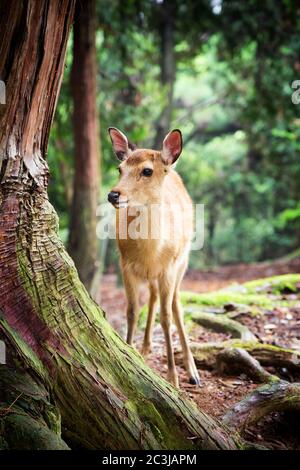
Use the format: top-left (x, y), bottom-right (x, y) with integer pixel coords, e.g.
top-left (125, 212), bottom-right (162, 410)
top-left (108, 191), bottom-right (120, 204)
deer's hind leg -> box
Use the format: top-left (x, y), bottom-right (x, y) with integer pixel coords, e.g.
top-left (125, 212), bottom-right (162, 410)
top-left (172, 261), bottom-right (200, 385)
top-left (141, 280), bottom-right (158, 356)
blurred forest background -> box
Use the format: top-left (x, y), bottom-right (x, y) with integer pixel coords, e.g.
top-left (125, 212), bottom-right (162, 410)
top-left (47, 0), bottom-right (300, 277)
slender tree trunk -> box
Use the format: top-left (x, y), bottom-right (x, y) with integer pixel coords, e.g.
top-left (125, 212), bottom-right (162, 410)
top-left (153, 0), bottom-right (175, 149)
top-left (68, 0), bottom-right (101, 294)
top-left (0, 0), bottom-right (237, 450)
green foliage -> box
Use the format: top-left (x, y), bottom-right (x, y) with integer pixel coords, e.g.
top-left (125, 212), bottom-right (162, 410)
top-left (48, 0), bottom-right (300, 269)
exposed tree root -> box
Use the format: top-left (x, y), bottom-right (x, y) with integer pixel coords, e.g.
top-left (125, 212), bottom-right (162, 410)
top-left (0, 367), bottom-right (69, 450)
top-left (189, 311), bottom-right (256, 342)
top-left (222, 381), bottom-right (300, 432)
top-left (215, 347), bottom-right (277, 383)
top-left (180, 279), bottom-right (300, 446)
top-left (185, 308), bottom-right (300, 381)
top-left (189, 340), bottom-right (300, 376)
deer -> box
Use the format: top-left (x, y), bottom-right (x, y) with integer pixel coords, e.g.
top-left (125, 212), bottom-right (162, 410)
top-left (107, 127), bottom-right (200, 387)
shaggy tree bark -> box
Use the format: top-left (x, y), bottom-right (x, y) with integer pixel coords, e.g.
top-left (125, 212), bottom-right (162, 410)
top-left (0, 0), bottom-right (237, 450)
top-left (68, 0), bottom-right (101, 294)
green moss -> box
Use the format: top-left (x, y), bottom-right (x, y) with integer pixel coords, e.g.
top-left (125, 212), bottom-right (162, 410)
top-left (0, 368), bottom-right (67, 450)
top-left (138, 274), bottom-right (300, 332)
top-left (193, 339), bottom-right (300, 356)
top-left (3, 413), bottom-right (69, 450)
top-left (0, 317), bottom-right (48, 381)
top-left (190, 340), bottom-right (300, 369)
top-left (180, 274), bottom-right (300, 318)
top-left (242, 274), bottom-right (300, 294)
top-left (181, 291), bottom-right (273, 309)
top-left (229, 340), bottom-right (299, 354)
top-left (44, 404), bottom-right (62, 435)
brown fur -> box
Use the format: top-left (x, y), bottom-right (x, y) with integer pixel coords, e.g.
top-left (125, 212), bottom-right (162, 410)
top-left (109, 133), bottom-right (200, 387)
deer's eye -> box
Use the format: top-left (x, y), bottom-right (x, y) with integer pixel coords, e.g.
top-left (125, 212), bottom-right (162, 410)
top-left (117, 167), bottom-right (121, 174)
top-left (142, 168), bottom-right (153, 177)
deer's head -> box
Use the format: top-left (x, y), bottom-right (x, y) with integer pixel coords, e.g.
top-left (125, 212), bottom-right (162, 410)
top-left (107, 127), bottom-right (182, 208)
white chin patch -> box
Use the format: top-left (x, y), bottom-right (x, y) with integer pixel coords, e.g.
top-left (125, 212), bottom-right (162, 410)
top-left (115, 201), bottom-right (128, 209)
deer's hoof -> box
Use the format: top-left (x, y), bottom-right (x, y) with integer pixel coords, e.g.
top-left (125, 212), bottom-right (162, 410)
top-left (189, 375), bottom-right (201, 386)
top-left (141, 344), bottom-right (152, 356)
top-left (167, 372), bottom-right (179, 388)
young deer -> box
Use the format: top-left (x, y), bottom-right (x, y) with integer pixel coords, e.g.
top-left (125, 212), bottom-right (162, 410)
top-left (108, 127), bottom-right (200, 387)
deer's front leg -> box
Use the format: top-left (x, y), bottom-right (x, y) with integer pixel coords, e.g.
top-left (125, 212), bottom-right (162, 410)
top-left (122, 265), bottom-right (140, 345)
top-left (158, 271), bottom-right (178, 388)
top-left (142, 281), bottom-right (158, 356)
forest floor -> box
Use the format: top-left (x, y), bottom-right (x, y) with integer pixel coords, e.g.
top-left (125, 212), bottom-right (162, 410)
top-left (100, 256), bottom-right (300, 450)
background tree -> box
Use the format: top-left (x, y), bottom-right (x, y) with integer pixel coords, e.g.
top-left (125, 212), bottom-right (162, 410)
top-left (152, 0), bottom-right (215, 148)
top-left (153, 0), bottom-right (176, 148)
top-left (68, 0), bottom-right (101, 294)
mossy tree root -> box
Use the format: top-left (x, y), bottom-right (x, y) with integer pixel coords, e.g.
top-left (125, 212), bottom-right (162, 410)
top-left (222, 381), bottom-right (300, 432)
top-left (189, 311), bottom-right (257, 342)
top-left (190, 340), bottom-right (300, 373)
top-left (215, 347), bottom-right (278, 383)
top-left (0, 368), bottom-right (69, 450)
top-left (175, 340), bottom-right (300, 385)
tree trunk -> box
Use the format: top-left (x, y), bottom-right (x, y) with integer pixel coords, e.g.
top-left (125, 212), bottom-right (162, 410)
top-left (0, 0), bottom-right (237, 450)
top-left (68, 0), bottom-right (101, 294)
top-left (153, 0), bottom-right (175, 149)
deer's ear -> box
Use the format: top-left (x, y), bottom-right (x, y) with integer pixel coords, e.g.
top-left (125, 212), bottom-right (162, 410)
top-left (108, 127), bottom-right (130, 161)
top-left (161, 129), bottom-right (182, 165)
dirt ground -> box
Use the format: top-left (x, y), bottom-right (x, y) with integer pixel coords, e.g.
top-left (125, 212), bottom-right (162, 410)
top-left (99, 257), bottom-right (300, 449)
